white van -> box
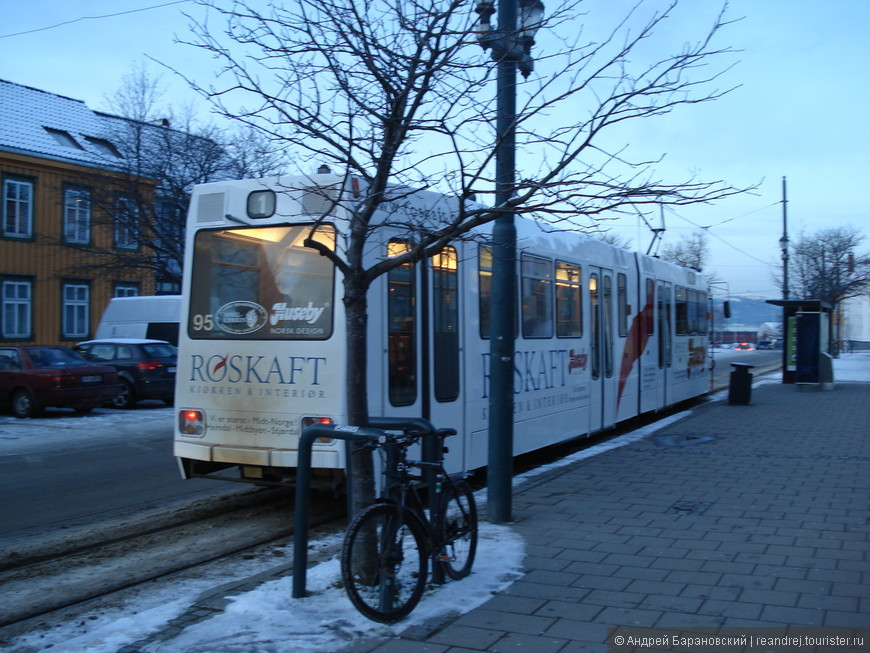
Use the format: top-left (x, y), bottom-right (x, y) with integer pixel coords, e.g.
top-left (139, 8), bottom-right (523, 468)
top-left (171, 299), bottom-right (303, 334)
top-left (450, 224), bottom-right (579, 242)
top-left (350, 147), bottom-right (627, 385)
top-left (95, 295), bottom-right (181, 346)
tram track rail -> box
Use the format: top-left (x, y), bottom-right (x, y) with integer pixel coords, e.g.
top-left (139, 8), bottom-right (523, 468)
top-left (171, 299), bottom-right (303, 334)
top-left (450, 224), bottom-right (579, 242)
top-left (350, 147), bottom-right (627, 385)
top-left (0, 487), bottom-right (346, 629)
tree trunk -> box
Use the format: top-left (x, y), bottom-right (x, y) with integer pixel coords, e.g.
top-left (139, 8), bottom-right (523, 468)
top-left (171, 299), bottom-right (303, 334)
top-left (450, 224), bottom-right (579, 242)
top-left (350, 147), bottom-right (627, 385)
top-left (344, 273), bottom-right (376, 517)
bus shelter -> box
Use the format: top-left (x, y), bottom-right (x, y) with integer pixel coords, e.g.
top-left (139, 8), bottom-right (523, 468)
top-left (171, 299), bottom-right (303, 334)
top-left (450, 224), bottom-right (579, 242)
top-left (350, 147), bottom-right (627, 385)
top-left (766, 299), bottom-right (833, 388)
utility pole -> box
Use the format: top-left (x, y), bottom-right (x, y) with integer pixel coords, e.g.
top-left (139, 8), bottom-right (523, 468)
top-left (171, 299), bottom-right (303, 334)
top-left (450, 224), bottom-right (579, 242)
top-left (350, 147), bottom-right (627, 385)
top-left (780, 176), bottom-right (789, 300)
top-left (475, 0), bottom-right (544, 524)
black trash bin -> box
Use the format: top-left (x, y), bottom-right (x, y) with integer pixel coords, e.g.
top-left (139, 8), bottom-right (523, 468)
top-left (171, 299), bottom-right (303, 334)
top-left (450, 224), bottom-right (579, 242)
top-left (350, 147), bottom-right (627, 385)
top-left (728, 363), bottom-right (754, 405)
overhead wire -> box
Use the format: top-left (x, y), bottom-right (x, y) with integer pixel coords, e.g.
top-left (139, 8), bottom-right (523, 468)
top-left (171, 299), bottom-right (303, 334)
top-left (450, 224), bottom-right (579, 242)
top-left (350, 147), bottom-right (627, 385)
top-left (662, 203), bottom-right (777, 267)
top-left (0, 1), bottom-right (192, 40)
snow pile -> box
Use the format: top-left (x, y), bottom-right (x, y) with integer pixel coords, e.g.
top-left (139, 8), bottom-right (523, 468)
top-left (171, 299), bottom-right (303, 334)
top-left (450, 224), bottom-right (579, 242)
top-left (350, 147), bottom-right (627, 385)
top-left (8, 523), bottom-right (523, 653)
top-left (151, 522), bottom-right (523, 652)
top-left (832, 351), bottom-right (870, 382)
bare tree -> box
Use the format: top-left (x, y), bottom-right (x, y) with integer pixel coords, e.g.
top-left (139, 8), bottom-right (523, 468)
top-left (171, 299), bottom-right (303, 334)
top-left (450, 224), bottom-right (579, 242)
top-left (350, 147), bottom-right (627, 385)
top-left (175, 0), bottom-right (747, 508)
top-left (789, 226), bottom-right (870, 306)
top-left (64, 66), bottom-right (285, 290)
top-left (660, 230), bottom-right (710, 271)
top-left (591, 230), bottom-right (635, 250)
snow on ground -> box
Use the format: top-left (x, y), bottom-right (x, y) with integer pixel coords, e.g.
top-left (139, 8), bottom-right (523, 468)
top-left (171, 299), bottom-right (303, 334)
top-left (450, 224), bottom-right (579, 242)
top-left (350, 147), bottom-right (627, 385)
top-left (7, 523), bottom-right (525, 653)
top-left (149, 523), bottom-right (525, 653)
top-left (0, 403), bottom-right (173, 456)
top-left (831, 351), bottom-right (870, 382)
top-left (4, 354), bottom-right (868, 652)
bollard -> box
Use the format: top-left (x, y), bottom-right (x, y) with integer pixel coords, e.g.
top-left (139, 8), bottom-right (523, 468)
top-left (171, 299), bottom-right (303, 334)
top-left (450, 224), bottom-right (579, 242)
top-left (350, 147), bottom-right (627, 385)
top-left (728, 363), bottom-right (754, 405)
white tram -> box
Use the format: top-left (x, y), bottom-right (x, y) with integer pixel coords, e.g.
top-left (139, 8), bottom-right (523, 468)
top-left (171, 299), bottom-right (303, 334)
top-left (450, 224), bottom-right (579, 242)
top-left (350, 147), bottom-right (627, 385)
top-left (174, 173), bottom-right (710, 485)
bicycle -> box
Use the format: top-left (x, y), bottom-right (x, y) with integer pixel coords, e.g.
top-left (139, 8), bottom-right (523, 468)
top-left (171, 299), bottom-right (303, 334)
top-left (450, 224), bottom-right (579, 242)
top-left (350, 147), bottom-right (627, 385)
top-left (340, 427), bottom-right (479, 623)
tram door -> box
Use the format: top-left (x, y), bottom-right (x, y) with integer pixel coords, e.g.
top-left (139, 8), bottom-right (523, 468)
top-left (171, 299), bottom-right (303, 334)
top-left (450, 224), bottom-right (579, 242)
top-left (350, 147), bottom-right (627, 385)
top-left (383, 242), bottom-right (464, 471)
top-left (655, 280), bottom-right (673, 408)
top-left (589, 267), bottom-right (618, 431)
top-left (638, 278), bottom-right (659, 414)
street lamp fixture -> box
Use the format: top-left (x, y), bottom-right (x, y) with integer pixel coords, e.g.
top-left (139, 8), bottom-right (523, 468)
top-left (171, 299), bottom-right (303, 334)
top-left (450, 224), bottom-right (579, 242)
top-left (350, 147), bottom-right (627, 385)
top-left (518, 0), bottom-right (544, 76)
top-left (475, 0), bottom-right (544, 78)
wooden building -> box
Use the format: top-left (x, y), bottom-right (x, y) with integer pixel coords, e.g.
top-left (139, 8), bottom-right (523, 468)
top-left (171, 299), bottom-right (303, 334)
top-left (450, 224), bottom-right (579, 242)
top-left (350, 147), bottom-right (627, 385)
top-left (1, 79), bottom-right (160, 345)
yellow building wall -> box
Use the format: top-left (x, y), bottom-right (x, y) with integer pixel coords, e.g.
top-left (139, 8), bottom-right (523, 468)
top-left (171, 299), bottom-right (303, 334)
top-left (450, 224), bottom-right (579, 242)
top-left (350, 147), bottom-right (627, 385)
top-left (1, 151), bottom-right (155, 345)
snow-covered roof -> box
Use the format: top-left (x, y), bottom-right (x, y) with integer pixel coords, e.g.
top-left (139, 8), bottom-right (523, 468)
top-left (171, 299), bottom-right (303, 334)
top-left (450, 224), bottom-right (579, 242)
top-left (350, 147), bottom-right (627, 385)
top-left (0, 78), bottom-right (142, 171)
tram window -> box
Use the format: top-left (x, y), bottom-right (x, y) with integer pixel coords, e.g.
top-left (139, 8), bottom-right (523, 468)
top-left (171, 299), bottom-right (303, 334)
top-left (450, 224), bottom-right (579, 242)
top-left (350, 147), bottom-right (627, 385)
top-left (646, 279), bottom-right (655, 336)
top-left (675, 286), bottom-right (688, 335)
top-left (555, 262), bottom-right (582, 337)
top-left (590, 274), bottom-right (600, 380)
top-left (698, 291), bottom-right (708, 333)
top-left (521, 254), bottom-right (553, 338)
top-left (657, 282), bottom-right (672, 368)
top-left (188, 224), bottom-right (335, 340)
top-left (478, 245), bottom-right (517, 340)
top-left (602, 274), bottom-right (614, 378)
top-left (388, 240), bottom-right (417, 406)
top-left (617, 273), bottom-right (628, 337)
top-left (478, 246), bottom-right (492, 339)
top-left (687, 290), bottom-right (708, 335)
top-left (689, 290), bottom-right (704, 335)
top-left (433, 247), bottom-right (459, 402)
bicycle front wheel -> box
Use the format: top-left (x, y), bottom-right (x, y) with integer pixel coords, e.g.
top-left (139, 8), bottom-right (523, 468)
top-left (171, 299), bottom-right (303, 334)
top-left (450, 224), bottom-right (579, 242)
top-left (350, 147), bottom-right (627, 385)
top-left (438, 479), bottom-right (478, 580)
top-left (341, 503), bottom-right (428, 623)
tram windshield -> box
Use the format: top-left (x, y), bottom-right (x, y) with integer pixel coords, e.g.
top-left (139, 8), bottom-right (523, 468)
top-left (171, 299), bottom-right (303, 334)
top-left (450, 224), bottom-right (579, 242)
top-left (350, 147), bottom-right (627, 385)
top-left (187, 223), bottom-right (336, 340)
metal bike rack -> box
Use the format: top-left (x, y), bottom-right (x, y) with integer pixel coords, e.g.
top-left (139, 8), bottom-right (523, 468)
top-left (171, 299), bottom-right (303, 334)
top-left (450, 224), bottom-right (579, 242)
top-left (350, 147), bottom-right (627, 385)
top-left (292, 417), bottom-right (437, 599)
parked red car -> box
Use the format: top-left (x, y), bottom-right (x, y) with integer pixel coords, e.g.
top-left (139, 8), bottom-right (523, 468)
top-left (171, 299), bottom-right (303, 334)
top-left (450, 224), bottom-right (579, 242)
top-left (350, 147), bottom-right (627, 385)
top-left (0, 345), bottom-right (121, 418)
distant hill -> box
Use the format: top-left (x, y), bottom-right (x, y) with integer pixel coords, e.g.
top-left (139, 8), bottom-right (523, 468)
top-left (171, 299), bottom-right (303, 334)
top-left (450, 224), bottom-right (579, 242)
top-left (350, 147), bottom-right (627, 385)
top-left (711, 295), bottom-right (783, 329)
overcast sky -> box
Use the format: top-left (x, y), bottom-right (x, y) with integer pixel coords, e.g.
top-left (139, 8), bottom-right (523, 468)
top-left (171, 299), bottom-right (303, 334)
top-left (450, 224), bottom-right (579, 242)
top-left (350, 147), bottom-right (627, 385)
top-left (2, 0), bottom-right (867, 299)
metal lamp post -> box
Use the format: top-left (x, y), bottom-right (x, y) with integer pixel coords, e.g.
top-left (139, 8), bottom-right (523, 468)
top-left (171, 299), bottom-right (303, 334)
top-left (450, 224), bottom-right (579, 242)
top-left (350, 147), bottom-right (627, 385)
top-left (475, 0), bottom-right (544, 524)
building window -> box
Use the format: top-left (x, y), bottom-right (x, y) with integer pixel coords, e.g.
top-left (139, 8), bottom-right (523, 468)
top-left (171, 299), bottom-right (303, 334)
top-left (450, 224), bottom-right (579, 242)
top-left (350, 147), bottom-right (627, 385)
top-left (114, 196), bottom-right (139, 250)
top-left (84, 136), bottom-right (122, 158)
top-left (63, 186), bottom-right (91, 244)
top-left (156, 280), bottom-right (180, 295)
top-left (62, 283), bottom-right (90, 339)
top-left (3, 177), bottom-right (34, 239)
top-left (114, 284), bottom-right (139, 297)
top-left (44, 127), bottom-right (83, 150)
top-left (2, 280), bottom-right (32, 338)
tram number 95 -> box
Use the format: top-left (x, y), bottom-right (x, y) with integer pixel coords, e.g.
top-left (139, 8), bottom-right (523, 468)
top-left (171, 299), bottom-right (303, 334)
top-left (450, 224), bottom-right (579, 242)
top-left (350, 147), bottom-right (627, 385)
top-left (192, 314), bottom-right (214, 331)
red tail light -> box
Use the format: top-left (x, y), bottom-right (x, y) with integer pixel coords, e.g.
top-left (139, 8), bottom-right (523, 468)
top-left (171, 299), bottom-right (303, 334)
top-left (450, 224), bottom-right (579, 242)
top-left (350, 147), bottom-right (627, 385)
top-left (137, 361), bottom-right (163, 371)
top-left (301, 416), bottom-right (334, 443)
top-left (179, 410), bottom-right (205, 435)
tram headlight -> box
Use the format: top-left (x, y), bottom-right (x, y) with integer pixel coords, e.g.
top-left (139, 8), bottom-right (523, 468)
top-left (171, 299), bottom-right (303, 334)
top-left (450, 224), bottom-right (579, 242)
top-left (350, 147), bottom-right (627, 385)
top-left (301, 416), bottom-right (334, 443)
top-left (179, 409), bottom-right (205, 436)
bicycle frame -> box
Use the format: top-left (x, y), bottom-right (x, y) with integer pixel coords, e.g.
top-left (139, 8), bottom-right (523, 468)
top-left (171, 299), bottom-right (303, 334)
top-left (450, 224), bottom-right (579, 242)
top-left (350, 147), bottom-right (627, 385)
top-left (341, 426), bottom-right (478, 622)
top-left (376, 433), bottom-right (456, 579)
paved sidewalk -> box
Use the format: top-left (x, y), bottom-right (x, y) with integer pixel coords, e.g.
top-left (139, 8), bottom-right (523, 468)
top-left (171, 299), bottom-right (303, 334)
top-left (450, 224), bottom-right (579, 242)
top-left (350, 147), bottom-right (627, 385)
top-left (349, 381), bottom-right (870, 652)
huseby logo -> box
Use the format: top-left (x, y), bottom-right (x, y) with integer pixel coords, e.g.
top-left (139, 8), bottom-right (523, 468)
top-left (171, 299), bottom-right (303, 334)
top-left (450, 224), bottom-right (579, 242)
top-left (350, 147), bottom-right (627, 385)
top-left (270, 302), bottom-right (327, 325)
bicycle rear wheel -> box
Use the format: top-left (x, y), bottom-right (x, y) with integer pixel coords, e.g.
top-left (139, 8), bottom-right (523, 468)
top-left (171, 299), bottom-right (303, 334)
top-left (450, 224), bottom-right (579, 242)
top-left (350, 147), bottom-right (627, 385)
top-left (438, 479), bottom-right (478, 580)
top-left (341, 503), bottom-right (428, 623)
